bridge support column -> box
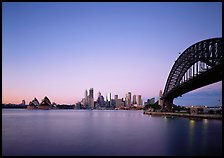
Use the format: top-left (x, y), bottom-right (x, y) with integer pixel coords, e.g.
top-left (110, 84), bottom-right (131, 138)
top-left (162, 98), bottom-right (174, 112)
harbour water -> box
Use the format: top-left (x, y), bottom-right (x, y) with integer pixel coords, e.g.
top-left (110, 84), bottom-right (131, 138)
top-left (2, 109), bottom-right (222, 156)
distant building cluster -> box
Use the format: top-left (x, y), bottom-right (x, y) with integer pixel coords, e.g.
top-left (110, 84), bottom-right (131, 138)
top-left (75, 88), bottom-right (147, 110)
top-left (189, 105), bottom-right (222, 114)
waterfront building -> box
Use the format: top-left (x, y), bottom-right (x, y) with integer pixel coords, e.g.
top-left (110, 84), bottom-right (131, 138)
top-left (84, 90), bottom-right (88, 108)
top-left (115, 99), bottom-right (125, 108)
top-left (125, 92), bottom-right (131, 107)
top-left (136, 95), bottom-right (142, 105)
top-left (98, 95), bottom-right (105, 108)
top-left (113, 94), bottom-right (124, 108)
top-left (128, 92), bottom-right (131, 105)
top-left (107, 93), bottom-right (111, 101)
top-left (107, 93), bottom-right (112, 107)
top-left (38, 96), bottom-right (52, 110)
top-left (133, 95), bottom-right (137, 104)
top-left (85, 90), bottom-right (88, 100)
top-left (111, 99), bottom-right (116, 109)
top-left (27, 98), bottom-right (39, 109)
top-left (83, 88), bottom-right (94, 109)
top-left (144, 99), bottom-right (151, 105)
top-left (158, 90), bottom-right (163, 107)
top-left (88, 88), bottom-right (94, 108)
top-left (89, 88), bottom-right (94, 98)
top-left (81, 98), bottom-right (86, 108)
top-left (150, 98), bottom-right (155, 104)
top-left (90, 97), bottom-right (94, 109)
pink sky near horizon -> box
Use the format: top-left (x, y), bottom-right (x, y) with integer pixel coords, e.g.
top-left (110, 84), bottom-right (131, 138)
top-left (2, 81), bottom-right (222, 105)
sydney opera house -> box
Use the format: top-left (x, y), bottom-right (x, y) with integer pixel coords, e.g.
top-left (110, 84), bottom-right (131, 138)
top-left (27, 96), bottom-right (52, 110)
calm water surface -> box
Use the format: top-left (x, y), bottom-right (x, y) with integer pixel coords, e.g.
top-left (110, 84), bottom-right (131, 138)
top-left (2, 109), bottom-right (222, 156)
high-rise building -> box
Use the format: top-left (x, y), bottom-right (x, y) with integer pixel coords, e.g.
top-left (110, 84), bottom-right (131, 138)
top-left (128, 92), bottom-right (131, 106)
top-left (158, 90), bottom-right (163, 106)
top-left (85, 89), bottom-right (88, 107)
top-left (107, 93), bottom-right (111, 101)
top-left (89, 88), bottom-right (94, 98)
top-left (133, 95), bottom-right (137, 104)
top-left (107, 93), bottom-right (112, 107)
top-left (89, 88), bottom-right (94, 108)
top-left (136, 95), bottom-right (142, 105)
top-left (125, 92), bottom-right (131, 107)
top-left (85, 90), bottom-right (88, 99)
top-left (90, 97), bottom-right (94, 109)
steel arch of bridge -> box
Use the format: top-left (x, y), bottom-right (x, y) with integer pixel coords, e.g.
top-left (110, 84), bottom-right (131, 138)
top-left (162, 38), bottom-right (222, 103)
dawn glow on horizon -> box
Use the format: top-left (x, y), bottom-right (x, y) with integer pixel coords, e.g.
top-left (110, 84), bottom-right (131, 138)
top-left (2, 2), bottom-right (222, 106)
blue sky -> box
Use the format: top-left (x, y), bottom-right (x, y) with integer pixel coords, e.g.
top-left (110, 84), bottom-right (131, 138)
top-left (2, 2), bottom-right (222, 106)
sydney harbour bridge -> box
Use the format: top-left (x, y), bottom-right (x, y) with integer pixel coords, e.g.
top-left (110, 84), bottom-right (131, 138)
top-left (161, 37), bottom-right (222, 110)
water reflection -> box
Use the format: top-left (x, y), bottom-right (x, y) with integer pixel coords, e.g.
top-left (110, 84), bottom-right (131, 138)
top-left (2, 110), bottom-right (222, 156)
top-left (188, 119), bottom-right (195, 154)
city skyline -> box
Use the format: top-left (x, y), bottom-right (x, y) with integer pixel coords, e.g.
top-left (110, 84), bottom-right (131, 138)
top-left (2, 2), bottom-right (222, 106)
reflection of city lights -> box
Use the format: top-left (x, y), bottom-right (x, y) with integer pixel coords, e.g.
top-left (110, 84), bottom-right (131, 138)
top-left (203, 119), bottom-right (208, 124)
top-left (190, 119), bottom-right (195, 125)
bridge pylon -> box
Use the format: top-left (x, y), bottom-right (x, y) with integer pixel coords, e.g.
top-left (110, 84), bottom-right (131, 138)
top-left (161, 98), bottom-right (174, 112)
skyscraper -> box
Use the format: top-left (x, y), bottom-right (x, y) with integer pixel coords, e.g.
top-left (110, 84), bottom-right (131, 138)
top-left (158, 90), bottom-right (163, 106)
top-left (106, 93), bottom-right (111, 101)
top-left (85, 89), bottom-right (88, 99)
top-left (136, 95), bottom-right (142, 105)
top-left (133, 95), bottom-right (137, 104)
top-left (125, 92), bottom-right (131, 106)
top-left (89, 88), bottom-right (94, 108)
top-left (89, 88), bottom-right (94, 98)
top-left (108, 93), bottom-right (112, 107)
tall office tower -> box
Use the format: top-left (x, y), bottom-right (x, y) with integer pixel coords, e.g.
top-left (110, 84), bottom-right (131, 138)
top-left (133, 95), bottom-right (137, 104)
top-left (85, 90), bottom-right (88, 98)
top-left (89, 88), bottom-right (94, 108)
top-left (125, 92), bottom-right (131, 106)
top-left (158, 90), bottom-right (163, 106)
top-left (136, 95), bottom-right (142, 105)
top-left (114, 95), bottom-right (118, 100)
top-left (107, 93), bottom-right (111, 101)
top-left (99, 95), bottom-right (105, 107)
top-left (106, 95), bottom-right (108, 102)
top-left (84, 89), bottom-right (88, 107)
top-left (90, 97), bottom-right (94, 109)
top-left (89, 88), bottom-right (94, 98)
top-left (107, 93), bottom-right (112, 107)
top-left (128, 92), bottom-right (131, 106)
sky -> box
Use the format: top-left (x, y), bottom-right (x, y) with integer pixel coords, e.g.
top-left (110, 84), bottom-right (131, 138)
top-left (2, 2), bottom-right (222, 106)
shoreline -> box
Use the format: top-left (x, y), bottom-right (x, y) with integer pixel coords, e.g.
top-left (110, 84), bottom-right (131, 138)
top-left (143, 111), bottom-right (222, 120)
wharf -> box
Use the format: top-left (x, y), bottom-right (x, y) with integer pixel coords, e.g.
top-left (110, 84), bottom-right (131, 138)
top-left (144, 111), bottom-right (222, 120)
